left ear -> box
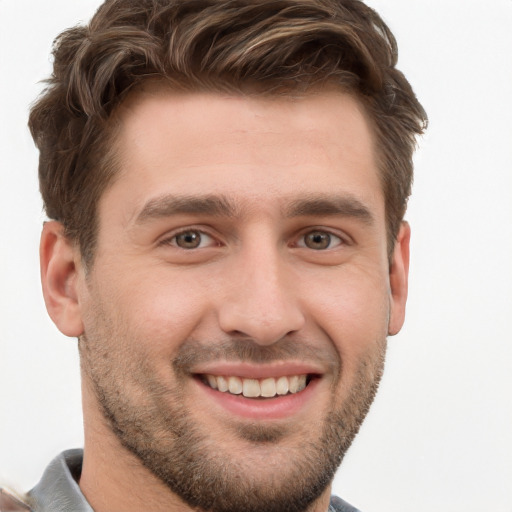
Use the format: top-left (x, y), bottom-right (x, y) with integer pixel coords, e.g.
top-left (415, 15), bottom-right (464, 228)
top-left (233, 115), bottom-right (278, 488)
top-left (388, 221), bottom-right (411, 336)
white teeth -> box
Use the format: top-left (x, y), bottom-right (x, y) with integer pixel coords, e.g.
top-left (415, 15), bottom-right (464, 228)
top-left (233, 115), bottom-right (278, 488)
top-left (207, 375), bottom-right (218, 390)
top-left (228, 376), bottom-right (243, 395)
top-left (289, 375), bottom-right (307, 393)
top-left (242, 379), bottom-right (260, 398)
top-left (260, 378), bottom-right (277, 397)
top-left (289, 375), bottom-right (300, 393)
top-left (204, 374), bottom-right (309, 398)
top-left (217, 376), bottom-right (229, 392)
top-left (276, 376), bottom-right (289, 395)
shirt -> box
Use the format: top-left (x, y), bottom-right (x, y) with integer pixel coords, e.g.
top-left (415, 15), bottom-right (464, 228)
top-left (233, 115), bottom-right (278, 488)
top-left (13, 450), bottom-right (361, 512)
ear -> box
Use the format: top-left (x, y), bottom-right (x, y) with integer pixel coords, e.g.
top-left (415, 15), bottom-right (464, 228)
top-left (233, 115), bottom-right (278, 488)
top-left (40, 221), bottom-right (84, 337)
top-left (388, 221), bottom-right (411, 336)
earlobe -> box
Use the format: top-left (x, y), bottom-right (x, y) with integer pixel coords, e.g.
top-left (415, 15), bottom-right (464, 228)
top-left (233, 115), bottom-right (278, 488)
top-left (388, 221), bottom-right (411, 336)
top-left (40, 221), bottom-right (84, 337)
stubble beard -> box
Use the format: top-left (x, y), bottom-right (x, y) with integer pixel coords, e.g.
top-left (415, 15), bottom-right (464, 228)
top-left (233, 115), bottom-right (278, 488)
top-left (80, 329), bottom-right (386, 512)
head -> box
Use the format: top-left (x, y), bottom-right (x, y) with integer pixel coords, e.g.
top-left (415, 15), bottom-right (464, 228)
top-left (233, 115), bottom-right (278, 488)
top-left (30, 0), bottom-right (426, 267)
top-left (33, 1), bottom-right (426, 512)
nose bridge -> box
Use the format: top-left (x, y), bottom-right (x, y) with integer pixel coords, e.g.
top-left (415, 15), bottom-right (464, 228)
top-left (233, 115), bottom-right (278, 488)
top-left (218, 235), bottom-right (305, 345)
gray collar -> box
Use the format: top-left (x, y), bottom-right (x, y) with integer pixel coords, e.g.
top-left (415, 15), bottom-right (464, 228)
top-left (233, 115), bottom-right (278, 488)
top-left (29, 449), bottom-right (93, 512)
top-left (28, 449), bottom-right (360, 512)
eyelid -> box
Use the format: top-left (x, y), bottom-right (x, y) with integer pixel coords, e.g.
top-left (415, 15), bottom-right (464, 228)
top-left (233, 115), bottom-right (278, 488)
top-left (156, 225), bottom-right (350, 250)
top-left (158, 227), bottom-right (220, 249)
top-left (294, 228), bottom-right (350, 249)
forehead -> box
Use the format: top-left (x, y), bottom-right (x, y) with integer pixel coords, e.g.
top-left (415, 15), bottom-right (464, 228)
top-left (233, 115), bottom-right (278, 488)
top-left (102, 88), bottom-right (382, 224)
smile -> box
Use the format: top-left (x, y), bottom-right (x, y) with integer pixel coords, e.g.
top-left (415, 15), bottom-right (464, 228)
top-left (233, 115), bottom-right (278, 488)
top-left (202, 374), bottom-right (309, 398)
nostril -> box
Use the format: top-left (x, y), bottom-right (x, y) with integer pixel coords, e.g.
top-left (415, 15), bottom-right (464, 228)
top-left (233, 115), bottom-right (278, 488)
top-left (217, 299), bottom-right (306, 346)
top-left (230, 330), bottom-right (248, 338)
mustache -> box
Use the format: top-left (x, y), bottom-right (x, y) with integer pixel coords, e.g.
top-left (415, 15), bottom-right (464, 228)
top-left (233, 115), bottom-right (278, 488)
top-left (172, 337), bottom-right (340, 374)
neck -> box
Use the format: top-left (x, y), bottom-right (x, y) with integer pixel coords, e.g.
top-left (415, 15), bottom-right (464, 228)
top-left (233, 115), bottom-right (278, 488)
top-left (80, 442), bottom-right (190, 512)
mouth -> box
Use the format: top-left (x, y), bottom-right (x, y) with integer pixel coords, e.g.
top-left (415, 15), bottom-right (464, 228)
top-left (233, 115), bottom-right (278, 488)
top-left (190, 363), bottom-right (324, 420)
top-left (199, 374), bottom-right (315, 399)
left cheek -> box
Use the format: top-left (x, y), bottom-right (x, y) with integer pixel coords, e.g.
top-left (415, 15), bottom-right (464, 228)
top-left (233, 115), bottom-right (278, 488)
top-left (303, 272), bottom-right (390, 357)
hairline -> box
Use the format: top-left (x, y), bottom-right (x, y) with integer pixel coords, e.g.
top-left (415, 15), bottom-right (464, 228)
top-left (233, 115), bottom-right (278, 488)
top-left (79, 79), bottom-right (397, 269)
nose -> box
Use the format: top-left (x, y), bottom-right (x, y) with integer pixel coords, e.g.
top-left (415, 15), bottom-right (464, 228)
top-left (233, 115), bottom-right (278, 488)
top-left (217, 244), bottom-right (305, 345)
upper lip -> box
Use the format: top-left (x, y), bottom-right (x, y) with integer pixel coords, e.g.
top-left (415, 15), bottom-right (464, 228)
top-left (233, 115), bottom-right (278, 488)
top-left (191, 361), bottom-right (324, 379)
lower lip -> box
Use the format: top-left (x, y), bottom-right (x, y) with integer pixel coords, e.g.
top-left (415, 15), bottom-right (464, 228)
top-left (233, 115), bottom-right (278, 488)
top-left (194, 377), bottom-right (321, 420)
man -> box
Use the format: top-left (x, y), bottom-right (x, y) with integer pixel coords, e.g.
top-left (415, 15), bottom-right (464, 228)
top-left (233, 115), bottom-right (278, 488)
top-left (0, 0), bottom-right (426, 511)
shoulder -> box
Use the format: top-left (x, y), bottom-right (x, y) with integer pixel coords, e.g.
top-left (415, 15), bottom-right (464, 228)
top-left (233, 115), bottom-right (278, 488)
top-left (0, 487), bottom-right (32, 512)
top-left (330, 495), bottom-right (362, 512)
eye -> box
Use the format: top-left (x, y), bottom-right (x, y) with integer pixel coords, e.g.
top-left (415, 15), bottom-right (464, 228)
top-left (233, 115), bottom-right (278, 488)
top-left (167, 230), bottom-right (216, 249)
top-left (297, 230), bottom-right (343, 250)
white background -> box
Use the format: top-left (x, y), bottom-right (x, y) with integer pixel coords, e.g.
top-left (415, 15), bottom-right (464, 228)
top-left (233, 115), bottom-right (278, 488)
top-left (1, 1), bottom-right (511, 511)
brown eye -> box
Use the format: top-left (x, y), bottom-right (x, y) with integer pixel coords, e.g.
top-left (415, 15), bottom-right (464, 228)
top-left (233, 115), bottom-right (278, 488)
top-left (301, 231), bottom-right (341, 250)
top-left (174, 230), bottom-right (204, 249)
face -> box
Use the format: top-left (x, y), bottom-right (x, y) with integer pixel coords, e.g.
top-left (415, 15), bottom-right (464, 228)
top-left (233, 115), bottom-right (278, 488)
top-left (68, 89), bottom-right (408, 512)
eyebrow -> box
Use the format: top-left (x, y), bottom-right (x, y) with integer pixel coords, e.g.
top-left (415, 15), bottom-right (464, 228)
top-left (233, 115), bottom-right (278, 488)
top-left (285, 195), bottom-right (374, 225)
top-left (135, 194), bottom-right (240, 224)
top-left (134, 193), bottom-right (374, 225)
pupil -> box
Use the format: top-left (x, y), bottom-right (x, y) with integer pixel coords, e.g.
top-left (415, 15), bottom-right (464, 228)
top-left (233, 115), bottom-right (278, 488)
top-left (177, 231), bottom-right (200, 248)
top-left (306, 231), bottom-right (330, 250)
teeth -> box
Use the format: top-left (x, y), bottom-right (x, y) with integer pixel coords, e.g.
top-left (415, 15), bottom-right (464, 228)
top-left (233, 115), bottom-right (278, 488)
top-left (217, 376), bottom-right (229, 392)
top-left (289, 375), bottom-right (299, 393)
top-left (203, 374), bottom-right (309, 398)
top-left (207, 375), bottom-right (218, 390)
top-left (242, 379), bottom-right (260, 398)
top-left (260, 378), bottom-right (277, 397)
top-left (228, 376), bottom-right (243, 395)
top-left (276, 376), bottom-right (289, 395)
top-left (289, 375), bottom-right (307, 393)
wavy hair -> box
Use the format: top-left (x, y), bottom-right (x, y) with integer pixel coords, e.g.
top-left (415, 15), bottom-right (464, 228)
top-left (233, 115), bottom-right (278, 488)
top-left (29, 0), bottom-right (427, 265)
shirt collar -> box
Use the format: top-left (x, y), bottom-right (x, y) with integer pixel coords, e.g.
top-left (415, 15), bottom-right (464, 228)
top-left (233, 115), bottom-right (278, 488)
top-left (29, 449), bottom-right (93, 512)
top-left (28, 449), bottom-right (359, 512)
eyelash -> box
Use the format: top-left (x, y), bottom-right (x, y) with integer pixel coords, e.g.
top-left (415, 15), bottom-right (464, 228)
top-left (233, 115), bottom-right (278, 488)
top-left (160, 227), bottom-right (348, 251)
top-left (160, 228), bottom-right (218, 250)
top-left (295, 230), bottom-right (344, 250)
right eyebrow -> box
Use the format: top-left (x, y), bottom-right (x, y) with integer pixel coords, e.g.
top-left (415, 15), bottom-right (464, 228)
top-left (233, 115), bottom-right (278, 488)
top-left (134, 194), bottom-right (240, 224)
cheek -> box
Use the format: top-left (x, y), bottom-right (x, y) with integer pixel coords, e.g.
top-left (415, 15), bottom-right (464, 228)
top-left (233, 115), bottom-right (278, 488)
top-left (107, 269), bottom-right (213, 355)
top-left (301, 269), bottom-right (390, 359)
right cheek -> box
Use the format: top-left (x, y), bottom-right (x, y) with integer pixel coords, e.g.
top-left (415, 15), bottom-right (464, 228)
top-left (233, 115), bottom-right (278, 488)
top-left (130, 295), bottom-right (207, 346)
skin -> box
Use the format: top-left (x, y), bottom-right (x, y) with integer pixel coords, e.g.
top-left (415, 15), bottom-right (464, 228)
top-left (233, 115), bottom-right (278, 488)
top-left (40, 88), bottom-right (410, 512)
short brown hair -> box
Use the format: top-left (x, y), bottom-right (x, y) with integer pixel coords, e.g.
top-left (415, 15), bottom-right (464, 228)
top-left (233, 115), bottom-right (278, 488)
top-left (29, 0), bottom-right (427, 265)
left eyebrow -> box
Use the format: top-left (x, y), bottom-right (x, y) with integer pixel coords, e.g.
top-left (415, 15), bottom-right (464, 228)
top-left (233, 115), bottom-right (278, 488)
top-left (284, 194), bottom-right (375, 225)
